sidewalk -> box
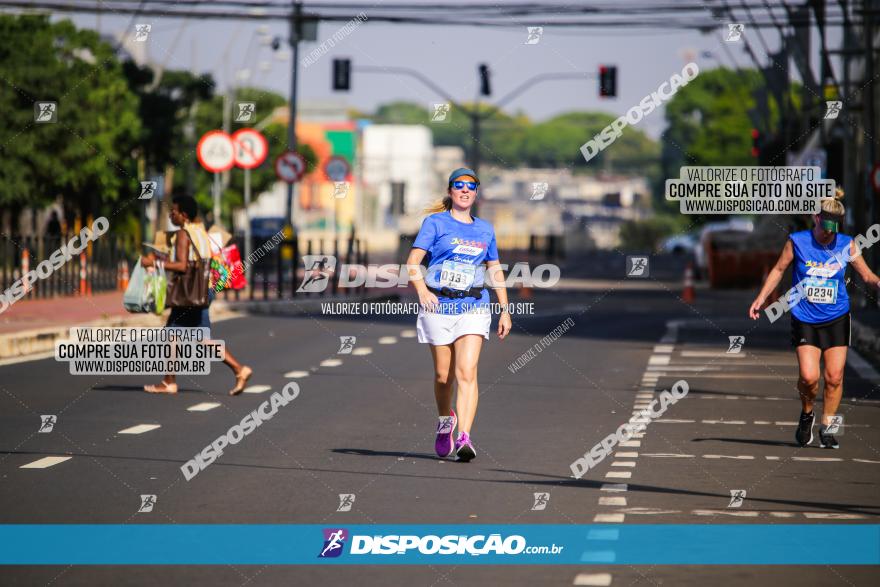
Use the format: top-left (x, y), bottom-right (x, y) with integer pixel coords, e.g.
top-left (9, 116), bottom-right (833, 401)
top-left (0, 289), bottom-right (400, 361)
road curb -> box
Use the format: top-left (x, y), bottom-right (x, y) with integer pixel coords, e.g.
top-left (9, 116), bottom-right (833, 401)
top-left (852, 317), bottom-right (880, 373)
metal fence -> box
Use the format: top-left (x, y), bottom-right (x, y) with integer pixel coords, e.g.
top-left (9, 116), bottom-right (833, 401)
top-left (219, 235), bottom-right (368, 301)
top-left (0, 234), bottom-right (134, 299)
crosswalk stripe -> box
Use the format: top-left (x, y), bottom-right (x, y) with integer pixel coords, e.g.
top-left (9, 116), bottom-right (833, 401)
top-left (605, 471), bottom-right (631, 479)
top-left (118, 424), bottom-right (161, 435)
top-left (352, 347), bottom-right (372, 355)
top-left (592, 513), bottom-right (625, 523)
top-left (320, 358), bottom-right (343, 367)
top-left (243, 385), bottom-right (271, 394)
top-left (187, 402), bottom-right (221, 412)
top-left (378, 336), bottom-right (397, 344)
top-left (573, 573), bottom-right (612, 586)
top-left (400, 330), bottom-right (417, 338)
top-left (598, 496), bottom-right (627, 506)
top-left (283, 370), bottom-right (309, 378)
top-left (600, 483), bottom-right (627, 492)
top-left (611, 461), bottom-right (636, 467)
top-left (20, 456), bottom-right (71, 469)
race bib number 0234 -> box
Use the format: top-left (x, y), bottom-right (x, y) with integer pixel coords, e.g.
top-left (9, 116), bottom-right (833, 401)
top-left (803, 278), bottom-right (837, 305)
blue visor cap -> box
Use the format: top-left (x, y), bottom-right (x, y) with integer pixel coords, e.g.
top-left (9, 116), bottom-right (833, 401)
top-left (448, 167), bottom-right (480, 185)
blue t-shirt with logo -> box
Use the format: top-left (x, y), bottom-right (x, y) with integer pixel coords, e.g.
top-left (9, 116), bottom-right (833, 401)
top-left (789, 230), bottom-right (852, 324)
top-left (412, 211), bottom-right (499, 315)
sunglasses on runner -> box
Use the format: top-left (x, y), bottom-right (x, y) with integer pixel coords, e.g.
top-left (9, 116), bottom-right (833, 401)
top-left (818, 213), bottom-right (843, 233)
top-left (450, 181), bottom-right (478, 190)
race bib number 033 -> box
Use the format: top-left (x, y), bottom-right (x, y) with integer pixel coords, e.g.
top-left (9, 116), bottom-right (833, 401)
top-left (439, 261), bottom-right (476, 291)
top-left (803, 278), bottom-right (837, 305)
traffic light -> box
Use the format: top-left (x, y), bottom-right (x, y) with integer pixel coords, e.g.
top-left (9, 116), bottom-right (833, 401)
top-left (332, 58), bottom-right (351, 91)
top-left (598, 65), bottom-right (617, 98)
top-left (751, 128), bottom-right (761, 158)
top-left (478, 63), bottom-right (491, 96)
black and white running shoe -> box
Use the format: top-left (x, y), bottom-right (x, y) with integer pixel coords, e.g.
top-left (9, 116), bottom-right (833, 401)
top-left (795, 411), bottom-right (815, 447)
top-left (818, 425), bottom-right (840, 449)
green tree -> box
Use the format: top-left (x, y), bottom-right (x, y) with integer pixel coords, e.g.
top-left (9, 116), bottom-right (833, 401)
top-left (0, 15), bottom-right (141, 229)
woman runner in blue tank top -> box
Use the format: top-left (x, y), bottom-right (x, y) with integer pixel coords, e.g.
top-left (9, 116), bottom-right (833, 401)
top-left (749, 189), bottom-right (880, 449)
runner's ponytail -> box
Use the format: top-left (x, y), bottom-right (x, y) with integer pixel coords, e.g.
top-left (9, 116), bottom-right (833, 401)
top-left (423, 195), bottom-right (452, 215)
top-left (821, 187), bottom-right (845, 217)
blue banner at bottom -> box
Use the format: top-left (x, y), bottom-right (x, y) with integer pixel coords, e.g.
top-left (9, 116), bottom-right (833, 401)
top-left (0, 525), bottom-right (877, 565)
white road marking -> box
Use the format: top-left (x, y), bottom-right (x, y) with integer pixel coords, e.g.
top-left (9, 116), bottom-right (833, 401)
top-left (592, 513), bottom-right (625, 523)
top-left (605, 471), bottom-right (632, 479)
top-left (694, 510), bottom-right (760, 517)
top-left (378, 336), bottom-right (397, 344)
top-left (320, 358), bottom-right (343, 367)
top-left (616, 507), bottom-right (681, 515)
top-left (647, 365), bottom-right (721, 372)
top-left (20, 456), bottom-right (71, 469)
top-left (653, 345), bottom-right (674, 353)
top-left (792, 456), bottom-right (844, 462)
top-left (118, 424), bottom-right (161, 435)
top-left (599, 496), bottom-right (627, 506)
top-left (765, 456), bottom-right (781, 460)
top-left (681, 350), bottom-right (747, 358)
top-left (187, 402), bottom-right (221, 412)
top-left (351, 347), bottom-right (372, 355)
top-left (243, 385), bottom-right (271, 394)
top-left (573, 573), bottom-right (612, 586)
top-left (600, 483), bottom-right (627, 492)
top-left (611, 461), bottom-right (636, 467)
top-left (701, 420), bottom-right (747, 425)
top-left (400, 329), bottom-right (417, 338)
top-left (642, 453), bottom-right (694, 458)
top-left (635, 393), bottom-right (654, 399)
top-left (614, 452), bottom-right (639, 458)
top-left (648, 355), bottom-right (670, 366)
top-left (769, 512), bottom-right (796, 518)
top-left (803, 512), bottom-right (866, 519)
top-left (656, 419), bottom-right (696, 424)
top-left (853, 459), bottom-right (880, 464)
top-left (702, 455), bottom-right (755, 460)
top-left (774, 421), bottom-right (798, 426)
top-left (283, 370), bottom-right (309, 378)
top-left (619, 441), bottom-right (641, 448)
top-left (754, 420), bottom-right (773, 425)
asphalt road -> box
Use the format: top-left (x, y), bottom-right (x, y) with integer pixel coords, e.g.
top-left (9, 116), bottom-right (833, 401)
top-left (1, 285), bottom-right (878, 586)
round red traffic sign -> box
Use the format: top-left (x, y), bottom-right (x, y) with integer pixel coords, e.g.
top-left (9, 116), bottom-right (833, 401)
top-left (196, 130), bottom-right (235, 172)
top-left (872, 163), bottom-right (880, 194)
top-left (324, 156), bottom-right (350, 182)
top-left (275, 150), bottom-right (306, 184)
top-left (231, 128), bottom-right (268, 170)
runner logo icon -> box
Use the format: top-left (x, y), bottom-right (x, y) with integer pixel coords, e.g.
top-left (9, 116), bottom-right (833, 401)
top-left (39, 415), bottom-right (57, 433)
top-left (531, 492), bottom-right (549, 510)
top-left (319, 528), bottom-right (348, 558)
top-left (298, 255), bottom-right (337, 292)
top-left (337, 494), bottom-right (355, 512)
top-left (727, 335), bottom-right (745, 353)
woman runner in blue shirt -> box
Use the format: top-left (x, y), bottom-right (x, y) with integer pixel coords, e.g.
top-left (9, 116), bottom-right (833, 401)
top-left (406, 168), bottom-right (512, 462)
top-left (749, 189), bottom-right (880, 449)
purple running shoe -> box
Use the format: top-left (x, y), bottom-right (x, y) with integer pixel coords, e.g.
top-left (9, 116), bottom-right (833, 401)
top-left (455, 431), bottom-right (476, 462)
top-left (435, 410), bottom-right (457, 457)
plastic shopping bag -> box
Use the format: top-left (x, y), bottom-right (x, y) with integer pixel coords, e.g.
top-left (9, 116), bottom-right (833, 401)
top-left (148, 263), bottom-right (167, 315)
top-left (123, 258), bottom-right (152, 313)
top-left (210, 244), bottom-right (247, 291)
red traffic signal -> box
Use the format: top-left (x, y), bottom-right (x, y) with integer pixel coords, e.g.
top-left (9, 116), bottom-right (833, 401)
top-left (751, 128), bottom-right (761, 158)
top-left (599, 65), bottom-right (617, 98)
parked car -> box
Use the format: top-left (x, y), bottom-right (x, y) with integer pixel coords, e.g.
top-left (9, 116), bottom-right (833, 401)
top-left (660, 233), bottom-right (698, 255)
top-left (695, 219), bottom-right (754, 273)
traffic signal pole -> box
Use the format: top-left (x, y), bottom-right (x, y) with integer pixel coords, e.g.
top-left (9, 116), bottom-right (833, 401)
top-left (285, 0), bottom-right (302, 230)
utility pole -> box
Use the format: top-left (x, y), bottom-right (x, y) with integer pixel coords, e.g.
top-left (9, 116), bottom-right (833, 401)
top-left (285, 0), bottom-right (302, 232)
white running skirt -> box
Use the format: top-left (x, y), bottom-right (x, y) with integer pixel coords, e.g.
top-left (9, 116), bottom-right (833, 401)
top-left (417, 309), bottom-right (491, 345)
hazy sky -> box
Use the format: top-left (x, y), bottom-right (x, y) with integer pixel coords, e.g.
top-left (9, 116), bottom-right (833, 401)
top-left (57, 2), bottom-right (834, 140)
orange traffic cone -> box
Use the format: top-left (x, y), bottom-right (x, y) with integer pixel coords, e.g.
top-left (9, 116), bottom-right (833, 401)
top-left (118, 260), bottom-right (129, 291)
top-left (682, 262), bottom-right (695, 304)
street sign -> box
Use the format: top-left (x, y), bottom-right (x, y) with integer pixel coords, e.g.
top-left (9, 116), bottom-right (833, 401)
top-left (232, 128), bottom-right (268, 169)
top-left (196, 131), bottom-right (235, 172)
top-left (872, 163), bottom-right (880, 194)
top-left (275, 150), bottom-right (306, 184)
top-left (324, 156), bottom-right (350, 182)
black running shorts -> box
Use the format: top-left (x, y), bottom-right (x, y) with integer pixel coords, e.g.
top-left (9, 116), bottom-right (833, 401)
top-left (791, 313), bottom-right (851, 350)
